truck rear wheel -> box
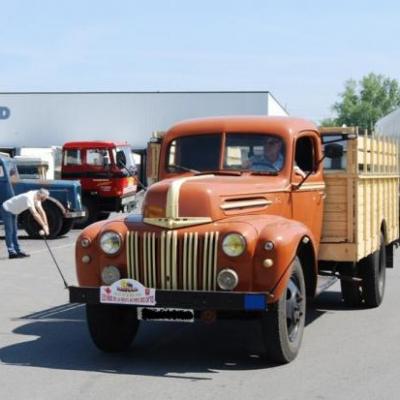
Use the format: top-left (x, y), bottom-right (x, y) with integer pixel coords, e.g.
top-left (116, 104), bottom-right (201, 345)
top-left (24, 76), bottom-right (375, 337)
top-left (86, 304), bottom-right (140, 352)
top-left (339, 262), bottom-right (363, 307)
top-left (261, 257), bottom-right (306, 364)
top-left (361, 233), bottom-right (386, 308)
top-left (340, 280), bottom-right (363, 307)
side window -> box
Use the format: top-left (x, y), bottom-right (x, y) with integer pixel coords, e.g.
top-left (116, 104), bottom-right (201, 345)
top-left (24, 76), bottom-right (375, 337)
top-left (295, 136), bottom-right (315, 173)
top-left (64, 149), bottom-right (82, 166)
top-left (87, 149), bottom-right (108, 166)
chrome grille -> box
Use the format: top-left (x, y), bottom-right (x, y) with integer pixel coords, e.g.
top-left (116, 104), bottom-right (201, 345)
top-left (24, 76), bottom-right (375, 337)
top-left (126, 231), bottom-right (219, 291)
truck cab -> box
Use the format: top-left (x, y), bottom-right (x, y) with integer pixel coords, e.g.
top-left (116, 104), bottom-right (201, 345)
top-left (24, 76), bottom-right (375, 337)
top-left (61, 141), bottom-right (138, 227)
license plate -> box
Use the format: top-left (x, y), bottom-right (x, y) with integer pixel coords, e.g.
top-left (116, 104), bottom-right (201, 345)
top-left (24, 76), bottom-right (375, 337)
top-left (137, 307), bottom-right (194, 323)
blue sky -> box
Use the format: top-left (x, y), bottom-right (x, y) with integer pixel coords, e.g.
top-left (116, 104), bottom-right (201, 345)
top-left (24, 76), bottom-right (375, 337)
top-left (1, 0), bottom-right (399, 122)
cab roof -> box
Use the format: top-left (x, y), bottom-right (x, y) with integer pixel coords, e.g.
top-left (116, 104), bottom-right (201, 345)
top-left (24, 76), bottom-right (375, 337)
top-left (166, 116), bottom-right (319, 141)
top-left (63, 141), bottom-right (130, 149)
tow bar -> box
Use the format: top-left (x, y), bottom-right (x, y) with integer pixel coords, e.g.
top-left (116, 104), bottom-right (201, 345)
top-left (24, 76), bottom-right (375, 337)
top-left (40, 230), bottom-right (69, 289)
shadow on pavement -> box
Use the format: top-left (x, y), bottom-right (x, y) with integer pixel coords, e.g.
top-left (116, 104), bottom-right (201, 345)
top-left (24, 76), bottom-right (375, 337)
top-left (0, 289), bottom-right (347, 377)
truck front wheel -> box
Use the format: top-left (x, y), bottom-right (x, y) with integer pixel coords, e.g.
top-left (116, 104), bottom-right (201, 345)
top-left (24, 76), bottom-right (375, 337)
top-left (261, 257), bottom-right (306, 364)
top-left (86, 304), bottom-right (140, 352)
top-left (58, 218), bottom-right (74, 236)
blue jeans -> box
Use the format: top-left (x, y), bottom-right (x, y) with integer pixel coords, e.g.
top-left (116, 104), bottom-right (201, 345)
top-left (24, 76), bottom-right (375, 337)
top-left (1, 205), bottom-right (21, 256)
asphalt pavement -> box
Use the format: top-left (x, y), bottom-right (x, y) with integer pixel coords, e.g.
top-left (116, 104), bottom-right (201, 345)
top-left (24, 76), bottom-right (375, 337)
top-left (0, 226), bottom-right (399, 400)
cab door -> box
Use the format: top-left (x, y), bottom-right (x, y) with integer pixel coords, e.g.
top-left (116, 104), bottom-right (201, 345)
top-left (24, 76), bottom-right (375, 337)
top-left (290, 133), bottom-right (325, 242)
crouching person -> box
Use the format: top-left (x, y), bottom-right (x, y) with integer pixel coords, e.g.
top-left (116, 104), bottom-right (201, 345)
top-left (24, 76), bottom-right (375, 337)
top-left (1, 188), bottom-right (50, 259)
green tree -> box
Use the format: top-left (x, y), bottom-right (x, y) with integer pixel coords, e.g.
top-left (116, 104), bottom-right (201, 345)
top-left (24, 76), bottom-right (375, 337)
top-left (322, 73), bottom-right (400, 130)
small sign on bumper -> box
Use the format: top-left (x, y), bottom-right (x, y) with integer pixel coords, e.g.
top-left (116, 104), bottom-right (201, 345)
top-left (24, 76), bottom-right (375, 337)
top-left (100, 279), bottom-right (156, 306)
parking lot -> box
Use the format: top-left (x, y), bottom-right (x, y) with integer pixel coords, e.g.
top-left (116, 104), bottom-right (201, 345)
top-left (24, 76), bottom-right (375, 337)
top-left (1, 225), bottom-right (400, 400)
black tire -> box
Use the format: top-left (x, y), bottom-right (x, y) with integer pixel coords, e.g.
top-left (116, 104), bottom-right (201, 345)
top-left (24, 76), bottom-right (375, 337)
top-left (86, 304), bottom-right (140, 352)
top-left (21, 201), bottom-right (63, 239)
top-left (58, 218), bottom-right (74, 236)
top-left (361, 233), bottom-right (386, 308)
top-left (261, 257), bottom-right (306, 364)
top-left (97, 212), bottom-right (111, 221)
top-left (74, 199), bottom-right (98, 229)
top-left (340, 279), bottom-right (363, 307)
top-left (339, 262), bottom-right (363, 307)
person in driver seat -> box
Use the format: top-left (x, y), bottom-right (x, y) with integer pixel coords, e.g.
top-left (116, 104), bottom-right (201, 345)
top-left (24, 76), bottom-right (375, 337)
top-left (246, 137), bottom-right (284, 171)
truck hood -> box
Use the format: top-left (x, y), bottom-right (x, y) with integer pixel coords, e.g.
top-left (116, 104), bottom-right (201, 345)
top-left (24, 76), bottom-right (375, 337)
top-left (14, 179), bottom-right (81, 190)
top-left (143, 174), bottom-right (289, 229)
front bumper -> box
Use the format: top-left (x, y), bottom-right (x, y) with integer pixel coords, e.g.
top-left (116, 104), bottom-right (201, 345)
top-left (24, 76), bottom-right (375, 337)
top-left (69, 286), bottom-right (269, 311)
top-left (65, 210), bottom-right (86, 218)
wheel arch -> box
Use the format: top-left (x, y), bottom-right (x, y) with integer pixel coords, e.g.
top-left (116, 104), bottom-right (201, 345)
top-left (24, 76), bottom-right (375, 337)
top-left (45, 196), bottom-right (66, 216)
top-left (255, 216), bottom-right (318, 300)
top-left (296, 237), bottom-right (318, 298)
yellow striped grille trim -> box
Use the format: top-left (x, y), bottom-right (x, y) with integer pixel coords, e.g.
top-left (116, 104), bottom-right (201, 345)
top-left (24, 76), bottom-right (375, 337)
top-left (127, 231), bottom-right (219, 291)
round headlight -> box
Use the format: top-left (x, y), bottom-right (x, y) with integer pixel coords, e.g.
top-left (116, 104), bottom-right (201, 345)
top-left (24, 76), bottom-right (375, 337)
top-left (100, 231), bottom-right (122, 255)
top-left (217, 269), bottom-right (239, 290)
top-left (101, 266), bottom-right (121, 285)
top-left (222, 233), bottom-right (246, 257)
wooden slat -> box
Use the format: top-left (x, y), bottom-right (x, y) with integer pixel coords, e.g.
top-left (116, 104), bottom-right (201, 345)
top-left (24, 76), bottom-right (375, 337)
top-left (320, 130), bottom-right (400, 262)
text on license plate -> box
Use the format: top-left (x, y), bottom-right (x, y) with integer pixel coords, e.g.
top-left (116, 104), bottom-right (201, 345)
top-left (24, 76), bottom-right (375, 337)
top-left (137, 307), bottom-right (194, 323)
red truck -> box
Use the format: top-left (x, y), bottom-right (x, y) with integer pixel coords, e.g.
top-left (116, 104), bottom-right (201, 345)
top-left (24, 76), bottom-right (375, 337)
top-left (61, 141), bottom-right (138, 227)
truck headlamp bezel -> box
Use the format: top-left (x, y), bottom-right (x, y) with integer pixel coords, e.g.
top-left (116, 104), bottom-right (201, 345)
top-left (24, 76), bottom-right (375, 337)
top-left (100, 231), bottom-right (122, 255)
top-left (222, 232), bottom-right (246, 257)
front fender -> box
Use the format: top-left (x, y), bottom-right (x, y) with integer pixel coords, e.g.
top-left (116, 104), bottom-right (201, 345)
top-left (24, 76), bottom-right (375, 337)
top-left (46, 196), bottom-right (66, 215)
top-left (251, 215), bottom-right (317, 302)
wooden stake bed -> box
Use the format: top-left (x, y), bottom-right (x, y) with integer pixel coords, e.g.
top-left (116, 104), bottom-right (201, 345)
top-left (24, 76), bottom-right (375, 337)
top-left (319, 129), bottom-right (400, 262)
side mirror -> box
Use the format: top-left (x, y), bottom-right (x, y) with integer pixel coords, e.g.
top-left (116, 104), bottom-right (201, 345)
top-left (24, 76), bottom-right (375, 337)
top-left (324, 143), bottom-right (343, 159)
top-left (117, 159), bottom-right (126, 169)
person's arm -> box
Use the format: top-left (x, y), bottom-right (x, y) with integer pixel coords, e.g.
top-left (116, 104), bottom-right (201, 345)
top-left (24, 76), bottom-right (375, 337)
top-left (28, 206), bottom-right (49, 235)
top-left (293, 165), bottom-right (306, 178)
top-left (36, 201), bottom-right (48, 227)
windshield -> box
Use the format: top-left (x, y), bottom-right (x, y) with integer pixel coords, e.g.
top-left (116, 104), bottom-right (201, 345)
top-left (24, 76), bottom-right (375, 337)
top-left (114, 146), bottom-right (137, 175)
top-left (165, 132), bottom-right (285, 174)
top-left (166, 134), bottom-right (221, 172)
top-left (224, 133), bottom-right (285, 172)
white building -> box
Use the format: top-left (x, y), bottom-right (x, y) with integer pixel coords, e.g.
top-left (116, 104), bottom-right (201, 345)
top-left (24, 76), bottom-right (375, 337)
top-left (0, 91), bottom-right (288, 148)
top-left (375, 108), bottom-right (400, 137)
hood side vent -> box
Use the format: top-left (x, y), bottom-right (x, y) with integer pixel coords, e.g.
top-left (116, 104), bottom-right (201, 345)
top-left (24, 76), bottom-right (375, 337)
top-left (220, 197), bottom-right (272, 211)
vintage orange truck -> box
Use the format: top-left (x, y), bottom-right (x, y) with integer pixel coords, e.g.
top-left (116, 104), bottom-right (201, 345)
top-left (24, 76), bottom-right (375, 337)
top-left (69, 116), bottom-right (399, 363)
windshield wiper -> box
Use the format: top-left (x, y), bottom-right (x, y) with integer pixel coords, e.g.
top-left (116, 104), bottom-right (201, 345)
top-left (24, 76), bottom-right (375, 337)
top-left (195, 170), bottom-right (242, 176)
top-left (168, 164), bottom-right (200, 173)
